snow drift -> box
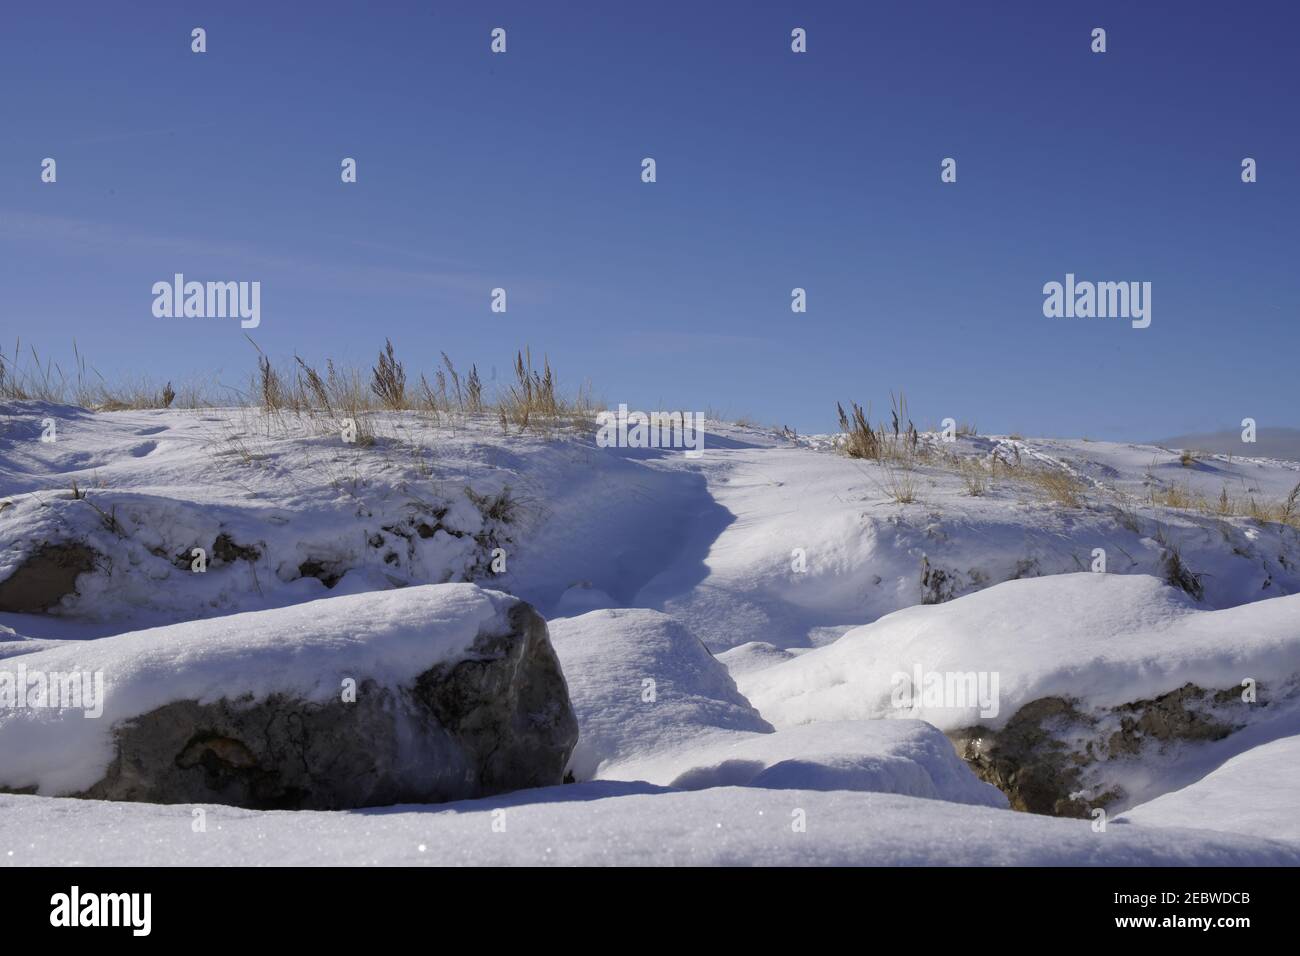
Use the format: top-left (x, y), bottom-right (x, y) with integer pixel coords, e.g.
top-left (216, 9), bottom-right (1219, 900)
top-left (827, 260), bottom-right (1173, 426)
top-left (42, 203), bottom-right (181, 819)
top-left (549, 608), bottom-right (1004, 806)
top-left (739, 573), bottom-right (1300, 732)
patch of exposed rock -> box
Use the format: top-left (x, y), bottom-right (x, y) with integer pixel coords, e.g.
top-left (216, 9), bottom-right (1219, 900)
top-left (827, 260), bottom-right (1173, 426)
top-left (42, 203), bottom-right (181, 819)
top-left (68, 601), bottom-right (577, 809)
top-left (950, 682), bottom-right (1264, 817)
top-left (0, 543), bottom-right (97, 612)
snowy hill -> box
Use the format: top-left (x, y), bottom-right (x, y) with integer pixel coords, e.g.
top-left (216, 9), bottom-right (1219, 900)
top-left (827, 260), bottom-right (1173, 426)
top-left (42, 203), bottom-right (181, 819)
top-left (2, 400), bottom-right (1299, 864)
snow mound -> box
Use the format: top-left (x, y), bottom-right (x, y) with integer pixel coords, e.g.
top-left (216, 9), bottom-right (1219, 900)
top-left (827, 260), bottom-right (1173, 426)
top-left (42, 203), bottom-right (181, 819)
top-left (0, 583), bottom-right (519, 795)
top-left (740, 573), bottom-right (1300, 732)
top-left (715, 641), bottom-right (801, 677)
top-left (1119, 735), bottom-right (1300, 842)
top-left (616, 720), bottom-right (1006, 807)
top-left (548, 608), bottom-right (771, 779)
top-left (549, 609), bottom-right (1002, 806)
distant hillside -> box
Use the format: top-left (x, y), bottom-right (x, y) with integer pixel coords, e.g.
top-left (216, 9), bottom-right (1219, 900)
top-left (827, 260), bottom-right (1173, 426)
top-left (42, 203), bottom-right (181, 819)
top-left (1155, 427), bottom-right (1300, 462)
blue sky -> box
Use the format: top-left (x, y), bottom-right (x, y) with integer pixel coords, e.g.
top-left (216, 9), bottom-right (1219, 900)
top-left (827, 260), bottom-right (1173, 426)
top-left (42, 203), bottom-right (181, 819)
top-left (2, 0), bottom-right (1296, 437)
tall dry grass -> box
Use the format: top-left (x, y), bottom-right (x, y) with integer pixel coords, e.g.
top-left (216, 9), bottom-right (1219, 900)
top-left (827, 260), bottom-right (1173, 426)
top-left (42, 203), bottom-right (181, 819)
top-left (3, 338), bottom-right (594, 438)
top-left (0, 339), bottom-right (186, 410)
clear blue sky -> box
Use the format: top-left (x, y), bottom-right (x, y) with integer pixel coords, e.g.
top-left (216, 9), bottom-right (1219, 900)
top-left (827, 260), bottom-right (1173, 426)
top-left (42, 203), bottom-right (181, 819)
top-left (2, 1), bottom-right (1296, 438)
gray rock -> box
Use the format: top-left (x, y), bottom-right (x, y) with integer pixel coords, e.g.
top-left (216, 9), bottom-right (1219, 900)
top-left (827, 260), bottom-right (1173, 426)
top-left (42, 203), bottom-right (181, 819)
top-left (73, 601), bottom-right (578, 809)
top-left (950, 682), bottom-right (1259, 817)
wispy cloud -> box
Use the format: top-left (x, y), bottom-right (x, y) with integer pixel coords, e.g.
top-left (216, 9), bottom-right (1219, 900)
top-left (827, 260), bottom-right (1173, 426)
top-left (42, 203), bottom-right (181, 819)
top-left (0, 209), bottom-right (544, 302)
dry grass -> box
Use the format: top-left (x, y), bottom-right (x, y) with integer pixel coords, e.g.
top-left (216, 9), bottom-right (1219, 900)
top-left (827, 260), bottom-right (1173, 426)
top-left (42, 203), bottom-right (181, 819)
top-left (831, 394), bottom-right (1300, 531)
top-left (1242, 484), bottom-right (1300, 529)
top-left (956, 456), bottom-right (989, 496)
top-left (1284, 482), bottom-right (1300, 525)
top-left (1150, 482), bottom-right (1198, 511)
top-left (4, 339), bottom-right (595, 439)
top-left (1112, 496), bottom-right (1143, 534)
top-left (497, 348), bottom-right (596, 434)
top-left (370, 339), bottom-right (407, 410)
top-left (1020, 465), bottom-right (1086, 509)
top-left (837, 400), bottom-right (880, 459)
top-left (1141, 479), bottom-right (1300, 531)
top-left (877, 461), bottom-right (919, 504)
top-left (0, 339), bottom-right (184, 410)
top-left (836, 392), bottom-right (923, 464)
top-left (979, 440), bottom-right (1087, 509)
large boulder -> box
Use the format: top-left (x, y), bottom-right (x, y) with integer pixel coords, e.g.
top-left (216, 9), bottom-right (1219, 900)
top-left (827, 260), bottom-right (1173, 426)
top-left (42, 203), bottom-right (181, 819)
top-left (0, 584), bottom-right (578, 809)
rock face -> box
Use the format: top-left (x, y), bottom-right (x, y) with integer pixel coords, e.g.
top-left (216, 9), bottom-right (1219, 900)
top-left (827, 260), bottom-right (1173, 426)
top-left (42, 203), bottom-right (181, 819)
top-left (949, 683), bottom-right (1255, 817)
top-left (77, 602), bottom-right (577, 809)
top-left (0, 585), bottom-right (578, 810)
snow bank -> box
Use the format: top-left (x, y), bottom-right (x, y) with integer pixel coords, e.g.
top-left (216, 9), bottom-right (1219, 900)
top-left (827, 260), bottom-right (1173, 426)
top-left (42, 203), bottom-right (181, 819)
top-left (5, 403), bottom-right (1298, 651)
top-left (0, 584), bottom-right (518, 795)
top-left (1119, 735), bottom-right (1300, 842)
top-left (3, 785), bottom-right (1297, 866)
top-left (638, 435), bottom-right (1300, 651)
top-left (740, 573), bottom-right (1300, 732)
top-left (0, 403), bottom-right (527, 625)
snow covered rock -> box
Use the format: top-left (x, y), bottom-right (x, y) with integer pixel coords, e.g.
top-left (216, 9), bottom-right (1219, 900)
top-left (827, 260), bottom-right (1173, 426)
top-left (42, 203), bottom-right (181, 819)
top-left (739, 573), bottom-right (1300, 815)
top-left (0, 584), bottom-right (578, 808)
top-left (0, 403), bottom-right (520, 625)
top-left (548, 608), bottom-right (771, 780)
top-left (548, 609), bottom-right (1004, 806)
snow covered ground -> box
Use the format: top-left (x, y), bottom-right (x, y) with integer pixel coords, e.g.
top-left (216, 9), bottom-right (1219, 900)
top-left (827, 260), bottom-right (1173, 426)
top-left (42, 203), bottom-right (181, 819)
top-left (2, 400), bottom-right (1299, 865)
top-left (1118, 734), bottom-right (1300, 843)
top-left (6, 785), bottom-right (1299, 867)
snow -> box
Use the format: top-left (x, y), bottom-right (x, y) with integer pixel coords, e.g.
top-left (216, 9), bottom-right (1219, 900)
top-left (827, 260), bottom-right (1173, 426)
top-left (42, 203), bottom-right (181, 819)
top-left (4, 785), bottom-right (1298, 867)
top-left (6, 402), bottom-right (1298, 650)
top-left (610, 720), bottom-right (1007, 806)
top-left (548, 609), bottom-right (772, 779)
top-left (4, 400), bottom-right (1300, 863)
top-left (0, 584), bottom-right (516, 795)
top-left (0, 624), bottom-right (66, 660)
top-left (738, 573), bottom-right (1300, 732)
top-left (1118, 735), bottom-right (1300, 842)
top-left (549, 609), bottom-right (1003, 806)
